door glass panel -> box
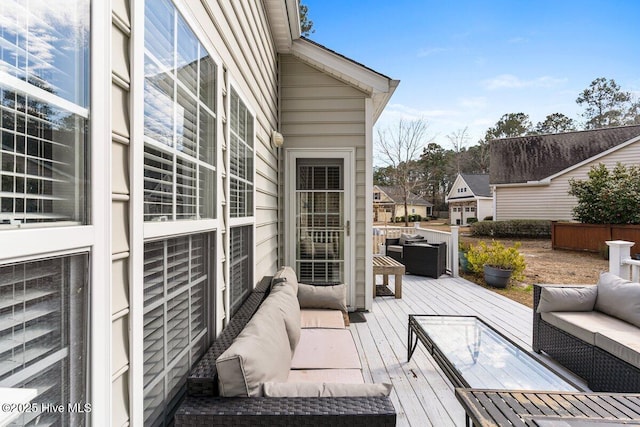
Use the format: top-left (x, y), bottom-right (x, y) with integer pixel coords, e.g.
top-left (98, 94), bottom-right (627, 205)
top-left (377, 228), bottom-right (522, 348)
top-left (296, 159), bottom-right (344, 284)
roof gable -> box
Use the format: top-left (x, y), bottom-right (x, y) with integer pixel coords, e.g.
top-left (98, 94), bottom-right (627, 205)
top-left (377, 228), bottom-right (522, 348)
top-left (375, 185), bottom-right (433, 206)
top-left (447, 174), bottom-right (491, 199)
top-left (490, 125), bottom-right (640, 184)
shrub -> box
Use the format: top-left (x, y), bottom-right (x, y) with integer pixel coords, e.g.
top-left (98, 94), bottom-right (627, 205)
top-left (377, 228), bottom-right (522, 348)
top-left (466, 240), bottom-right (526, 282)
top-left (471, 220), bottom-right (551, 238)
top-left (467, 217), bottom-right (478, 224)
top-left (569, 163), bottom-right (640, 224)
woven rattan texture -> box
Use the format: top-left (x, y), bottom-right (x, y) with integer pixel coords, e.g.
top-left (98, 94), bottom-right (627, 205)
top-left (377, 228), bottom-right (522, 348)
top-left (592, 347), bottom-right (640, 392)
top-left (175, 396), bottom-right (396, 426)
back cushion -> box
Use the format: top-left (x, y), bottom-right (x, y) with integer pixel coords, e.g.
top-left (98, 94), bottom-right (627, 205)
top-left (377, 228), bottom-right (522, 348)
top-left (266, 282), bottom-right (301, 353)
top-left (536, 286), bottom-right (598, 313)
top-left (216, 302), bottom-right (291, 397)
top-left (272, 266), bottom-right (299, 294)
top-left (594, 272), bottom-right (640, 327)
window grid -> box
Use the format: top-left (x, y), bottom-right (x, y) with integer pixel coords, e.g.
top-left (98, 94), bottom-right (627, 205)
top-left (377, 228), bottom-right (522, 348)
top-left (229, 88), bottom-right (254, 218)
top-left (143, 233), bottom-right (211, 425)
top-left (229, 226), bottom-right (252, 314)
top-left (143, 0), bottom-right (216, 222)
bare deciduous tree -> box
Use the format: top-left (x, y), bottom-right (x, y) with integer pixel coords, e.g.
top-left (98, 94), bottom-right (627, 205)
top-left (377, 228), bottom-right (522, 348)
top-left (376, 118), bottom-right (433, 226)
top-left (446, 126), bottom-right (470, 173)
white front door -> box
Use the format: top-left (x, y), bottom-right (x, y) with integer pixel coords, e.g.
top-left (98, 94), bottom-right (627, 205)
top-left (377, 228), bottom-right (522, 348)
top-left (286, 150), bottom-right (354, 307)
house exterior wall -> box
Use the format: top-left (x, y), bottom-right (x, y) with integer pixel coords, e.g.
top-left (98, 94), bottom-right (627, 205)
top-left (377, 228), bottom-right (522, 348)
top-left (280, 54), bottom-right (369, 309)
top-left (477, 198), bottom-right (493, 221)
top-left (495, 140), bottom-right (640, 221)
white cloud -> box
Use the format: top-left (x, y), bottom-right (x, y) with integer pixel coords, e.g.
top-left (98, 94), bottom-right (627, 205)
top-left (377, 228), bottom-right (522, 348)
top-left (482, 74), bottom-right (567, 90)
top-left (417, 47), bottom-right (448, 57)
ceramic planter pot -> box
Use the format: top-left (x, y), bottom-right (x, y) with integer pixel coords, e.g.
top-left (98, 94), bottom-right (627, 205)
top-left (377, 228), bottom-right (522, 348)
top-left (483, 264), bottom-right (512, 288)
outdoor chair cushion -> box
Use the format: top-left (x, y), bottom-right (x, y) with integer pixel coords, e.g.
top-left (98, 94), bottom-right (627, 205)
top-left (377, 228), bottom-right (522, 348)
top-left (594, 272), bottom-right (640, 327)
top-left (536, 285), bottom-right (598, 313)
top-left (300, 309), bottom-right (346, 329)
top-left (541, 311), bottom-right (635, 345)
top-left (595, 326), bottom-right (640, 369)
top-left (272, 265), bottom-right (299, 294)
top-left (267, 281), bottom-right (301, 353)
top-left (297, 283), bottom-right (347, 312)
top-left (263, 382), bottom-right (392, 398)
top-left (216, 302), bottom-right (291, 397)
top-left (287, 368), bottom-right (365, 384)
top-left (291, 329), bottom-right (361, 370)
top-left (399, 233), bottom-right (424, 246)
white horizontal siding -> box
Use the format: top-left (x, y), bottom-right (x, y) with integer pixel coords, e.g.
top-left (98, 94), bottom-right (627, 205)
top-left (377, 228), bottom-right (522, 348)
top-left (496, 140), bottom-right (640, 221)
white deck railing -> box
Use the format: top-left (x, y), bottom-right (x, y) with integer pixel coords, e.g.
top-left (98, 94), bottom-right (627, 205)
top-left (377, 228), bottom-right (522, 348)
top-left (607, 240), bottom-right (640, 281)
top-left (373, 224), bottom-right (459, 277)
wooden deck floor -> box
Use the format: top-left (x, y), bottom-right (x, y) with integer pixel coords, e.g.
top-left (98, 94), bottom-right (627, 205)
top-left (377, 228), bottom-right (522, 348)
top-left (351, 274), bottom-right (587, 427)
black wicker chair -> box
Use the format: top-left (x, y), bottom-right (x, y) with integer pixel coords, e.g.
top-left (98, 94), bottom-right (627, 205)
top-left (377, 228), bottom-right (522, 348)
top-left (175, 276), bottom-right (397, 426)
top-left (533, 284), bottom-right (640, 392)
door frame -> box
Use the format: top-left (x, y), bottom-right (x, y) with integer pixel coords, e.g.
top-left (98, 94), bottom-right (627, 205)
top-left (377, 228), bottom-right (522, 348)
top-left (284, 148), bottom-right (356, 310)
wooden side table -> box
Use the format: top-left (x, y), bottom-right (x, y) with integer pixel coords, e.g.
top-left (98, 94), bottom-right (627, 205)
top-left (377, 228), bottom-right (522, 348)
top-left (373, 255), bottom-right (405, 299)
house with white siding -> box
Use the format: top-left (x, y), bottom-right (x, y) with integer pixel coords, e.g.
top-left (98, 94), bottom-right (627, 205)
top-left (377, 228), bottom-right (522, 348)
top-left (446, 173), bottom-right (492, 225)
top-left (0, 1), bottom-right (397, 425)
top-left (491, 126), bottom-right (640, 221)
top-left (373, 185), bottom-right (433, 222)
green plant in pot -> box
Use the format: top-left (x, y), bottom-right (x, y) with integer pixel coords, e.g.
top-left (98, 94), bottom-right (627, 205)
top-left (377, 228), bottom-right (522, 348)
top-left (458, 241), bottom-right (472, 274)
top-left (466, 240), bottom-right (526, 288)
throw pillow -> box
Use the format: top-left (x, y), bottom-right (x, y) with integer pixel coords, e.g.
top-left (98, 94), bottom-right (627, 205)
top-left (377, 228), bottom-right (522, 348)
top-left (297, 283), bottom-right (347, 312)
top-left (536, 286), bottom-right (598, 313)
top-left (594, 272), bottom-right (640, 327)
top-left (262, 382), bottom-right (393, 398)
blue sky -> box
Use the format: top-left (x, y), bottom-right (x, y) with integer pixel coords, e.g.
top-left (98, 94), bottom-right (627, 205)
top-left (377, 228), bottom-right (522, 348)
top-left (304, 0), bottom-right (640, 147)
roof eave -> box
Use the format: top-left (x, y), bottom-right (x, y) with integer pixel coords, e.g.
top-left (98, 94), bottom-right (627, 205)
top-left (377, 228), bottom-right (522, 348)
top-left (264, 0), bottom-right (301, 53)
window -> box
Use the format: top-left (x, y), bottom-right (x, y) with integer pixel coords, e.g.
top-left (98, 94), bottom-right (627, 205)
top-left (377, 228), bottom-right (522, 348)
top-left (229, 88), bottom-right (254, 218)
top-left (0, 254), bottom-right (89, 426)
top-left (143, 0), bottom-right (216, 222)
top-left (229, 226), bottom-right (252, 314)
top-left (143, 233), bottom-right (213, 425)
top-left (0, 1), bottom-right (90, 228)
top-left (373, 192), bottom-right (380, 201)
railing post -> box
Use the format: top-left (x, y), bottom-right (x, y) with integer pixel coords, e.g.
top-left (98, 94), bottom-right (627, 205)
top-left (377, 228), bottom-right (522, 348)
top-left (451, 226), bottom-right (459, 278)
top-left (606, 240), bottom-right (634, 278)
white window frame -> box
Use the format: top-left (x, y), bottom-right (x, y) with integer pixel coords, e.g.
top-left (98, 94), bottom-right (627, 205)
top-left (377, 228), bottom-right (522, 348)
top-left (130, 0), bottom-right (225, 425)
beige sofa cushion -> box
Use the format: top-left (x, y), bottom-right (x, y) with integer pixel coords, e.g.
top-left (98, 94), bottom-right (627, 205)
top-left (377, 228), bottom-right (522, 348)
top-left (536, 286), bottom-right (597, 313)
top-left (595, 326), bottom-right (640, 369)
top-left (298, 283), bottom-right (347, 312)
top-left (541, 311), bottom-right (634, 345)
top-left (265, 282), bottom-right (301, 353)
top-left (263, 382), bottom-right (392, 398)
top-left (216, 302), bottom-right (291, 397)
top-left (291, 328), bottom-right (361, 370)
top-left (300, 309), bottom-right (345, 329)
top-left (287, 368), bottom-right (364, 384)
top-left (595, 272), bottom-right (640, 327)
top-left (272, 265), bottom-right (299, 294)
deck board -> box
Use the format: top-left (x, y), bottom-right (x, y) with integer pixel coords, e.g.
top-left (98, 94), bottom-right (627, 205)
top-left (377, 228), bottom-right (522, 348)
top-left (353, 274), bottom-right (587, 426)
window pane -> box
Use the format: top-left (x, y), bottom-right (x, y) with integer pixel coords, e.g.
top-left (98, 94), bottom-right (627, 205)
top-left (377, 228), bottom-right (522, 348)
top-left (143, 233), bottom-right (213, 426)
top-left (229, 89), bottom-right (254, 218)
top-left (229, 226), bottom-right (252, 314)
top-left (0, 254), bottom-right (88, 426)
top-left (0, 0), bottom-right (90, 229)
top-left (144, 0), bottom-right (216, 221)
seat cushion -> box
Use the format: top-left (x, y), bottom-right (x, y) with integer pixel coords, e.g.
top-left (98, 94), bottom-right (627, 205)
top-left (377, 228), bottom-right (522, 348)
top-left (263, 382), bottom-right (392, 398)
top-left (387, 245), bottom-right (403, 254)
top-left (287, 368), bottom-right (364, 384)
top-left (595, 326), bottom-right (640, 369)
top-left (541, 311), bottom-right (635, 345)
top-left (272, 265), bottom-right (299, 294)
top-left (536, 285), bottom-right (598, 313)
top-left (216, 302), bottom-right (291, 397)
top-left (300, 309), bottom-right (345, 329)
top-left (594, 272), bottom-right (640, 327)
top-left (291, 329), bottom-right (361, 370)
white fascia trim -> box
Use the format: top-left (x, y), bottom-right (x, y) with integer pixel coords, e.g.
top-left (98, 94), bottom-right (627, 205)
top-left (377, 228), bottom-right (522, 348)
top-left (291, 39), bottom-right (391, 94)
top-left (285, 0), bottom-right (301, 40)
top-left (544, 134), bottom-right (640, 181)
top-left (493, 180), bottom-right (551, 188)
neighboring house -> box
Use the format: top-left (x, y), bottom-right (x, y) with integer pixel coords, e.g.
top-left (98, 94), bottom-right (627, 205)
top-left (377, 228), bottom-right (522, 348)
top-left (491, 125), bottom-right (640, 221)
top-left (373, 185), bottom-right (433, 222)
top-left (446, 174), bottom-right (492, 225)
top-left (0, 2), bottom-right (397, 426)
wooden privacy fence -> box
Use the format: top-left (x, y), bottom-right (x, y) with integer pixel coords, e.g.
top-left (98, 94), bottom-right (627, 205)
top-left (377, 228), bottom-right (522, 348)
top-left (552, 222), bottom-right (640, 255)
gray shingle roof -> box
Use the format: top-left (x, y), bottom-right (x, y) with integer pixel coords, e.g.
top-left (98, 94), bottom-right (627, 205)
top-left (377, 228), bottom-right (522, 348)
top-left (490, 125), bottom-right (640, 184)
top-left (460, 174), bottom-right (491, 197)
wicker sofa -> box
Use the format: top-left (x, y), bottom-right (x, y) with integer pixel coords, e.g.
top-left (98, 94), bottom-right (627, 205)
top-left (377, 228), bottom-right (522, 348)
top-left (533, 272), bottom-right (640, 392)
top-left (175, 267), bottom-right (396, 426)
top-left (385, 234), bottom-right (447, 278)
